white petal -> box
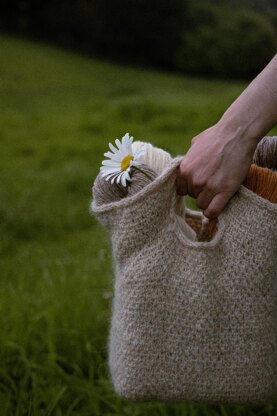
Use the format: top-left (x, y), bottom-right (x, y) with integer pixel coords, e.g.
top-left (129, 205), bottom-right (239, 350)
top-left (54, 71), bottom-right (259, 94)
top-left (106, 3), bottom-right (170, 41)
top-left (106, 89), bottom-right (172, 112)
top-left (124, 132), bottom-right (134, 142)
top-left (100, 167), bottom-right (117, 174)
top-left (121, 171), bottom-right (131, 187)
top-left (120, 150), bottom-right (128, 159)
top-left (116, 172), bottom-right (122, 184)
top-left (105, 172), bottom-right (120, 181)
top-left (101, 171), bottom-right (118, 177)
top-left (129, 138), bottom-right (134, 152)
top-left (104, 151), bottom-right (121, 161)
top-left (115, 139), bottom-right (122, 150)
top-left (100, 165), bottom-right (119, 172)
top-left (122, 133), bottom-right (131, 150)
top-left (104, 151), bottom-right (113, 158)
top-left (111, 173), bottom-right (120, 184)
top-left (122, 133), bottom-right (129, 147)
top-left (121, 133), bottom-right (134, 156)
top-left (121, 171), bottom-right (127, 186)
top-left (109, 142), bottom-right (119, 153)
top-left (101, 168), bottom-right (120, 177)
top-left (120, 145), bottom-right (129, 157)
top-left (102, 160), bottom-right (120, 167)
top-left (125, 133), bottom-right (135, 154)
top-left (125, 170), bottom-right (131, 182)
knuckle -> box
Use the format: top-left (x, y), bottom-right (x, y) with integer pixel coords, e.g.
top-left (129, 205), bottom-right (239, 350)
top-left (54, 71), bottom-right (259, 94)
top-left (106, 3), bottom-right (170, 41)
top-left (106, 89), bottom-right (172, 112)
top-left (206, 179), bottom-right (218, 193)
top-left (207, 178), bottom-right (236, 195)
top-left (223, 181), bottom-right (236, 194)
top-left (179, 164), bottom-right (192, 178)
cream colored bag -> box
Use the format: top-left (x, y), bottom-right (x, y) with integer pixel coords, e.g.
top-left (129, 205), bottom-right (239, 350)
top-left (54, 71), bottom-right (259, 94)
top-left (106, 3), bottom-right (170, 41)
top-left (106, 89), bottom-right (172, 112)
top-left (92, 157), bottom-right (277, 405)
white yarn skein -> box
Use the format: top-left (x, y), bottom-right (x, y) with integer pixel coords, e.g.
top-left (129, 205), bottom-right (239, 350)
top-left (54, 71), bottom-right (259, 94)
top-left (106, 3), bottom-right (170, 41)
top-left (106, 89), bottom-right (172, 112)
top-left (132, 141), bottom-right (172, 175)
top-left (133, 140), bottom-right (196, 241)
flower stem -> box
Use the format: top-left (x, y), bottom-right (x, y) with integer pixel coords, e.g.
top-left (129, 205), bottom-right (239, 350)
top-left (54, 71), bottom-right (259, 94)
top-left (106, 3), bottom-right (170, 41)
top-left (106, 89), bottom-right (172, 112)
top-left (132, 165), bottom-right (155, 181)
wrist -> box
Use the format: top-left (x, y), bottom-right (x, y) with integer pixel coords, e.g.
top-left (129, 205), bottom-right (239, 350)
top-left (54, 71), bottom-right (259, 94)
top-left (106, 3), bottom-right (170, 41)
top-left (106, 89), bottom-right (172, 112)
top-left (217, 110), bottom-right (261, 150)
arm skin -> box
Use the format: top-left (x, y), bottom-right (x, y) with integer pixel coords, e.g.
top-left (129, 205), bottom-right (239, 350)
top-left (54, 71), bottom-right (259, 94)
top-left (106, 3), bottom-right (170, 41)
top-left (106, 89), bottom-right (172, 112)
top-left (176, 54), bottom-right (277, 219)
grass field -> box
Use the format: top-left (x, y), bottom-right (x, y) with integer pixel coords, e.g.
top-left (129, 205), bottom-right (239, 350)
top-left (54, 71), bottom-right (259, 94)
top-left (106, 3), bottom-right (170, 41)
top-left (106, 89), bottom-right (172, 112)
top-left (0, 34), bottom-right (277, 415)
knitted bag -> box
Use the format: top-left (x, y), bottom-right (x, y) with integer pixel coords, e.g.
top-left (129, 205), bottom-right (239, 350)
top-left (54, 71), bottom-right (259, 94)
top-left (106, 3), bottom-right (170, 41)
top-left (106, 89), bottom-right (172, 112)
top-left (91, 157), bottom-right (277, 405)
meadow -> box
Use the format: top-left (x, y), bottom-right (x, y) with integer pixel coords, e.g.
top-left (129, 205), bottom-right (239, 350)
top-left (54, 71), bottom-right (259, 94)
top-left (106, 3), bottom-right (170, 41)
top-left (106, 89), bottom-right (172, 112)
top-left (0, 35), bottom-right (277, 415)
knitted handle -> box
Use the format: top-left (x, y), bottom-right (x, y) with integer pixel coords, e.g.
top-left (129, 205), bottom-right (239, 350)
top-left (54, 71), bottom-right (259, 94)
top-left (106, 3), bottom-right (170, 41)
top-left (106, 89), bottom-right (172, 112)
top-left (170, 159), bottom-right (277, 248)
top-left (166, 161), bottom-right (224, 246)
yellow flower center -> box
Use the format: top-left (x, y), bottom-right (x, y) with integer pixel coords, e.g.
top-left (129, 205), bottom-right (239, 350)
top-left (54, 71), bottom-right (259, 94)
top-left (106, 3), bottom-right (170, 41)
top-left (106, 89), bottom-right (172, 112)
top-left (120, 154), bottom-right (134, 171)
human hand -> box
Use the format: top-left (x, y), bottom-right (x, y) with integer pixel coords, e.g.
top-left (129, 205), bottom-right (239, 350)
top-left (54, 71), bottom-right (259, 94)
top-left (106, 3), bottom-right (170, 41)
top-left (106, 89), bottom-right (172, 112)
top-left (176, 55), bottom-right (277, 218)
top-left (176, 122), bottom-right (256, 218)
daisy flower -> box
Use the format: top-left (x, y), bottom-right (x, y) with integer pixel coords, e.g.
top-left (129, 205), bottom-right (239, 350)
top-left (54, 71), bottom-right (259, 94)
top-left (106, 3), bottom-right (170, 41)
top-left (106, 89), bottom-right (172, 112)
top-left (100, 133), bottom-right (150, 187)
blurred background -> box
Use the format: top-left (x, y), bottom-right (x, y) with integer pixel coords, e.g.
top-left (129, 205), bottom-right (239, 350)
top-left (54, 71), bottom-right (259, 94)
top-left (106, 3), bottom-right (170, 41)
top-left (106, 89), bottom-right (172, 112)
top-left (1, 0), bottom-right (277, 78)
top-left (0, 1), bottom-right (277, 415)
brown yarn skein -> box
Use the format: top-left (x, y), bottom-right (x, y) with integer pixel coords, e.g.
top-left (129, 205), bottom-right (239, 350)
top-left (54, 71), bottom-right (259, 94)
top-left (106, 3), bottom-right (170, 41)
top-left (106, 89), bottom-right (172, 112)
top-left (208, 136), bottom-right (277, 240)
top-left (244, 164), bottom-right (277, 203)
top-left (92, 164), bottom-right (157, 206)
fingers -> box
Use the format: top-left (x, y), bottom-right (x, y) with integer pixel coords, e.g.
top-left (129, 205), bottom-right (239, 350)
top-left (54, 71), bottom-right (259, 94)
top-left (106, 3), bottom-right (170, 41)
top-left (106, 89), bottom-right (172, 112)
top-left (176, 164), bottom-right (206, 198)
top-left (196, 188), bottom-right (216, 211)
top-left (176, 166), bottom-right (188, 196)
top-left (175, 178), bottom-right (188, 196)
top-left (203, 191), bottom-right (234, 219)
top-left (176, 158), bottom-right (203, 197)
top-left (176, 156), bottom-right (236, 217)
top-left (177, 171), bottom-right (235, 218)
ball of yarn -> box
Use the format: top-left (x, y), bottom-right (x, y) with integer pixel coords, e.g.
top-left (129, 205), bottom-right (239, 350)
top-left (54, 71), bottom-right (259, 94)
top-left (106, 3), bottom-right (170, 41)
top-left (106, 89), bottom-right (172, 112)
top-left (132, 141), bottom-right (173, 175)
top-left (244, 164), bottom-right (277, 203)
top-left (253, 136), bottom-right (277, 170)
top-left (93, 164), bottom-right (157, 205)
top-left (127, 164), bottom-right (157, 196)
top-left (93, 172), bottom-right (127, 205)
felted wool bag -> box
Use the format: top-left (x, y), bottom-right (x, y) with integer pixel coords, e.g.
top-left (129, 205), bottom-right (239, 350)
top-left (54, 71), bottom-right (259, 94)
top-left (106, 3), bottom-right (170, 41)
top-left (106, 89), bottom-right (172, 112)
top-left (91, 156), bottom-right (277, 405)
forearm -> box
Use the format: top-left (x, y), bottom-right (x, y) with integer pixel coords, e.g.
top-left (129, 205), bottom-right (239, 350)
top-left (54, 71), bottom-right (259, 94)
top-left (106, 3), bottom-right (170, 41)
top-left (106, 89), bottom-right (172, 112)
top-left (218, 54), bottom-right (277, 149)
top-left (177, 54), bottom-right (277, 216)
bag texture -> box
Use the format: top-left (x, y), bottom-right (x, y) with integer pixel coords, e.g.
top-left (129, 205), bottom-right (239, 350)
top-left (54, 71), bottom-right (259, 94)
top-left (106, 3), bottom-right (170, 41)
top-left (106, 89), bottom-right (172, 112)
top-left (92, 157), bottom-right (277, 405)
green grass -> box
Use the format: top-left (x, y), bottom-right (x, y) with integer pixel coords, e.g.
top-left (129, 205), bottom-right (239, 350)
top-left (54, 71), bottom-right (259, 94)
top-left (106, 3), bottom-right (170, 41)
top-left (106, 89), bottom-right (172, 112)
top-left (0, 34), bottom-right (277, 415)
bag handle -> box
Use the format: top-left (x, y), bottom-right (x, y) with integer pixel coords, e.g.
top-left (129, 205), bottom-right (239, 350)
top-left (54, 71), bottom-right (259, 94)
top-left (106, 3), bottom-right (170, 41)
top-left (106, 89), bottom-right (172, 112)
top-left (169, 157), bottom-right (277, 248)
top-left (165, 158), bottom-right (227, 248)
